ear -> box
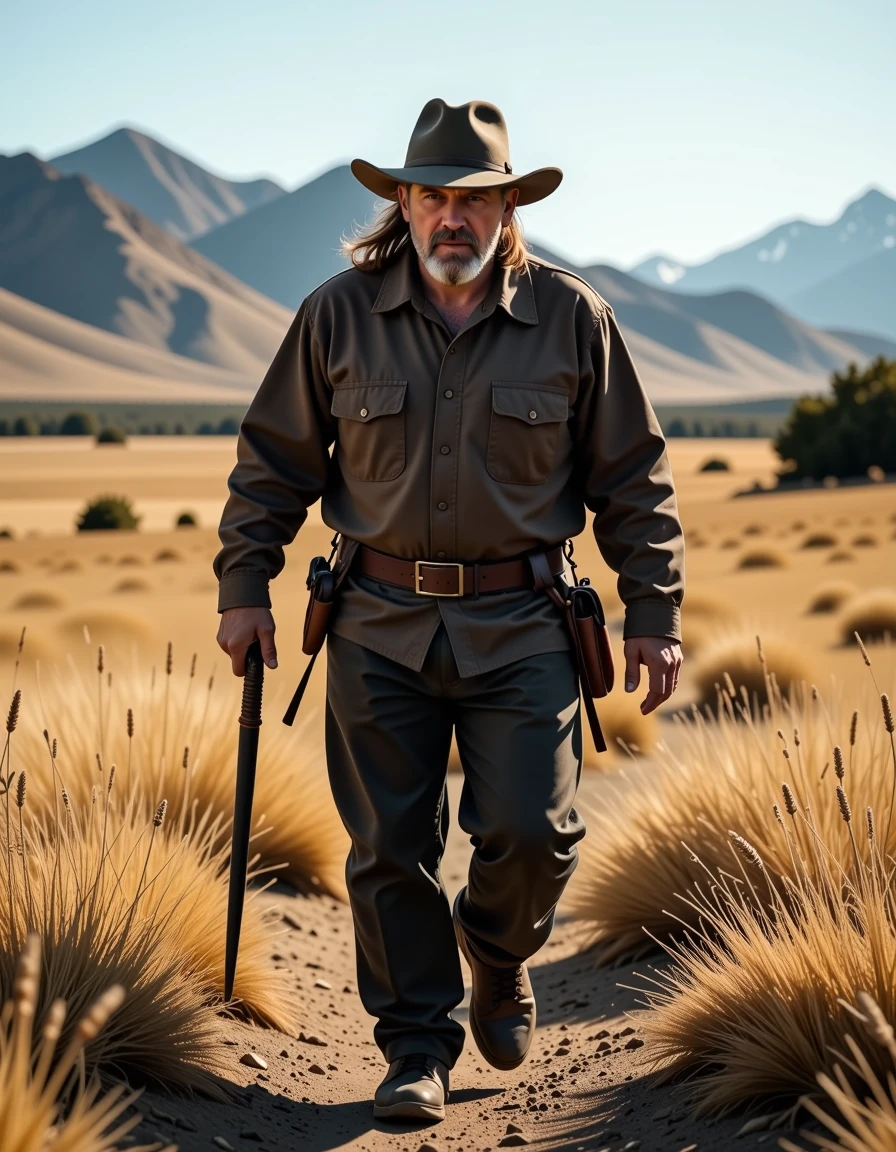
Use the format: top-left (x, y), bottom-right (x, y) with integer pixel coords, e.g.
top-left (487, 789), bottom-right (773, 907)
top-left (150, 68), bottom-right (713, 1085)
top-left (397, 183), bottom-right (411, 223)
top-left (501, 186), bottom-right (520, 227)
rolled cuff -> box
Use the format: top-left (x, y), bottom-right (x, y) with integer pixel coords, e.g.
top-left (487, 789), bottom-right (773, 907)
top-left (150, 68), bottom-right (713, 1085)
top-left (622, 598), bottom-right (681, 642)
top-left (217, 569), bottom-right (272, 613)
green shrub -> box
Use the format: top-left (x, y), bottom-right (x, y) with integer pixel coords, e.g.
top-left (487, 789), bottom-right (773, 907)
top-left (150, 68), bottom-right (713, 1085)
top-left (75, 495), bottom-right (141, 532)
top-left (59, 410), bottom-right (97, 436)
top-left (176, 510), bottom-right (198, 528)
top-left (774, 356), bottom-right (896, 481)
top-left (96, 426), bottom-right (128, 445)
top-left (13, 415), bottom-right (39, 436)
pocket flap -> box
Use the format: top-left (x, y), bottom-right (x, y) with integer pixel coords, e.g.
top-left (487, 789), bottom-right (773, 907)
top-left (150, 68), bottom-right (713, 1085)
top-left (491, 383), bottom-right (568, 424)
top-left (331, 381), bottom-right (407, 421)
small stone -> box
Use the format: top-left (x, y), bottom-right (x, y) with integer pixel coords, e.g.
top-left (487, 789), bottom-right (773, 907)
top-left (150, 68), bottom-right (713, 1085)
top-left (213, 1139), bottom-right (235, 1151)
top-left (149, 1107), bottom-right (175, 1123)
top-left (622, 1143), bottom-right (641, 1150)
top-left (650, 1108), bottom-right (672, 1121)
top-left (240, 1130), bottom-right (262, 1142)
top-left (624, 1038), bottom-right (644, 1050)
top-left (597, 1041), bottom-right (611, 1052)
top-left (619, 1025), bottom-right (636, 1036)
top-left (175, 1117), bottom-right (198, 1131)
top-left (553, 1047), bottom-right (570, 1056)
top-left (417, 1144), bottom-right (440, 1152)
top-left (279, 1048), bottom-right (290, 1058)
top-left (308, 1063), bottom-right (326, 1074)
top-left (314, 978), bottom-right (332, 990)
top-left (239, 1052), bottom-right (268, 1069)
top-left (506, 1123), bottom-right (523, 1133)
top-left (498, 1137), bottom-right (529, 1147)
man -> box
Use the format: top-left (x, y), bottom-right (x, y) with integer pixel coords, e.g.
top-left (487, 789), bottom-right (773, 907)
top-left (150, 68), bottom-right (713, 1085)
top-left (214, 98), bottom-right (685, 1123)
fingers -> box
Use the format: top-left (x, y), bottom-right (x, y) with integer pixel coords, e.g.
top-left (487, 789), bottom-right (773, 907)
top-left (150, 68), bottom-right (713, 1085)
top-left (640, 661), bottom-right (668, 715)
top-left (624, 645), bottom-right (641, 693)
top-left (258, 625), bottom-right (278, 670)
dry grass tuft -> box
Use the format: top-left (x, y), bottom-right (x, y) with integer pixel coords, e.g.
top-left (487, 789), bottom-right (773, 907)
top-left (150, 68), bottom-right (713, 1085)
top-left (719, 537), bottom-right (741, 549)
top-left (12, 591), bottom-right (66, 612)
top-left (153, 550), bottom-right (181, 563)
top-left (584, 690), bottom-right (658, 769)
top-left (0, 935), bottom-right (171, 1152)
top-left (56, 609), bottom-right (154, 649)
top-left (21, 644), bottom-right (348, 898)
top-left (827, 550), bottom-right (855, 563)
top-left (690, 629), bottom-right (812, 711)
top-left (840, 589), bottom-right (896, 645)
top-left (0, 627), bottom-right (51, 663)
top-left (53, 560), bottom-right (82, 574)
top-left (806, 581), bottom-right (858, 615)
top-left (736, 548), bottom-right (787, 570)
top-left (564, 636), bottom-right (896, 965)
top-left (852, 533), bottom-right (879, 548)
top-left (113, 579), bottom-right (151, 594)
top-left (801, 532), bottom-right (839, 549)
top-left (115, 555), bottom-right (143, 567)
top-left (742, 522), bottom-right (767, 536)
top-left (0, 560), bottom-right (19, 574)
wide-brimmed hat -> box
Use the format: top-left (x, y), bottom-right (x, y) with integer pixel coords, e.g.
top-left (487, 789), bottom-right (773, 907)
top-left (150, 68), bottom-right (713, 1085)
top-left (351, 98), bottom-right (562, 207)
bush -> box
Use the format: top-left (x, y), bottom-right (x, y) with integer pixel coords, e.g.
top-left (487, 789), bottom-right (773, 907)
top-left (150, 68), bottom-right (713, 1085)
top-left (774, 355), bottom-right (896, 481)
top-left (59, 410), bottom-right (97, 436)
top-left (698, 456), bottom-right (730, 472)
top-left (176, 510), bottom-right (198, 527)
top-left (13, 415), bottom-right (39, 436)
top-left (216, 416), bottom-right (240, 434)
top-left (75, 495), bottom-right (140, 532)
top-left (95, 425), bottom-right (127, 444)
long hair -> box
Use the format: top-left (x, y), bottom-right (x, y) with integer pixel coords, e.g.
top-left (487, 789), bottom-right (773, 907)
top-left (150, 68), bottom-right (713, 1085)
top-left (341, 185), bottom-right (530, 274)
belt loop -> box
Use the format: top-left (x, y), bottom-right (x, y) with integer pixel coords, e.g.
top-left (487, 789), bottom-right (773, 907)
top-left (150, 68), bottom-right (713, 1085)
top-left (471, 561), bottom-right (480, 600)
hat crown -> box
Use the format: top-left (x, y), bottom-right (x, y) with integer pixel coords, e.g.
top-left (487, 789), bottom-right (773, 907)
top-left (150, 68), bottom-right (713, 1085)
top-left (404, 99), bottom-right (512, 175)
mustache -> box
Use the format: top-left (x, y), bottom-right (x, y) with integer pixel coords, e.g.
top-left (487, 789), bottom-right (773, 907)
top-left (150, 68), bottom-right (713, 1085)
top-left (429, 228), bottom-right (480, 254)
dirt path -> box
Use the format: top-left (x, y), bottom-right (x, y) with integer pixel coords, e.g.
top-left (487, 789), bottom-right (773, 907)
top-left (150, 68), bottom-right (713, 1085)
top-left (129, 773), bottom-right (805, 1152)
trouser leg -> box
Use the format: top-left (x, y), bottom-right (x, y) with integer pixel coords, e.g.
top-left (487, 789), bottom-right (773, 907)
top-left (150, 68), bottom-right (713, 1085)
top-left (324, 627), bottom-right (466, 1069)
top-left (452, 645), bottom-right (586, 967)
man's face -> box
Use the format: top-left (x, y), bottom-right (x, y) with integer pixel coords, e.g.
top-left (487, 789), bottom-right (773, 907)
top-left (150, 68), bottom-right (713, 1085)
top-left (398, 183), bottom-right (519, 286)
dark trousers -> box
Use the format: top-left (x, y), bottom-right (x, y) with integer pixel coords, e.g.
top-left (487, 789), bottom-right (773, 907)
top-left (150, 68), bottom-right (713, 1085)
top-left (324, 621), bottom-right (586, 1069)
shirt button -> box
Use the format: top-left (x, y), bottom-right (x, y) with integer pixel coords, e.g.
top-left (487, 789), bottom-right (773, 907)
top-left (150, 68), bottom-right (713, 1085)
top-left (481, 304), bottom-right (487, 312)
top-left (360, 407), bottom-right (368, 417)
top-left (438, 501), bottom-right (448, 510)
top-left (436, 551), bottom-right (447, 558)
top-left (448, 346), bottom-right (456, 355)
top-left (440, 445), bottom-right (450, 454)
top-left (444, 389), bottom-right (453, 399)
top-left (528, 409), bottom-right (537, 420)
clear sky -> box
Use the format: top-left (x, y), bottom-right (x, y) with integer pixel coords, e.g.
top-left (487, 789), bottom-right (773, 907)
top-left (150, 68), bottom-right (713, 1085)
top-left (5, 0), bottom-right (893, 268)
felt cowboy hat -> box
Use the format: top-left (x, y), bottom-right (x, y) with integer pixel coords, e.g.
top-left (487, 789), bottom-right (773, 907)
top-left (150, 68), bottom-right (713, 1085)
top-left (351, 98), bottom-right (562, 207)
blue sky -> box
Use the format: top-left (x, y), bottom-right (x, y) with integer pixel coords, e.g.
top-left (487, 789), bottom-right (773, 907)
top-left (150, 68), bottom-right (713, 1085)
top-left (5, 0), bottom-right (893, 267)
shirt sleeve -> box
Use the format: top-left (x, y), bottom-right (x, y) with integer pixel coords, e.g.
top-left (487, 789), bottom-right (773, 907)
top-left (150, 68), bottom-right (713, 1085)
top-left (213, 299), bottom-right (334, 612)
top-left (573, 304), bottom-right (685, 641)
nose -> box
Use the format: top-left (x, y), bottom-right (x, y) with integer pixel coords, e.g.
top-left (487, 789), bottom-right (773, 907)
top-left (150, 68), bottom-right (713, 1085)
top-left (441, 200), bottom-right (467, 232)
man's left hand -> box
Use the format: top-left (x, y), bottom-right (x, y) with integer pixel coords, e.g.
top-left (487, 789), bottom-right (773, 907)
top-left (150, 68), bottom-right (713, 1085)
top-left (623, 636), bottom-right (683, 715)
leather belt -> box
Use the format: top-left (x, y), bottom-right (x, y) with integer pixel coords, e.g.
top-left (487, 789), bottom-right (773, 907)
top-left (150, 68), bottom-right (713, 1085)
top-left (353, 543), bottom-right (567, 597)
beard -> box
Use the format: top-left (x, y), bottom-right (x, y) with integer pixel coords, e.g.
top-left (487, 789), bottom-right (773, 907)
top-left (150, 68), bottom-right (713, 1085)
top-left (409, 213), bottom-right (504, 286)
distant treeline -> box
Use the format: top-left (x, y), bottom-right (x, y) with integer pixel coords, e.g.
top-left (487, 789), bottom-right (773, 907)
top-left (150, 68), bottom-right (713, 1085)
top-left (0, 400), bottom-right (790, 439)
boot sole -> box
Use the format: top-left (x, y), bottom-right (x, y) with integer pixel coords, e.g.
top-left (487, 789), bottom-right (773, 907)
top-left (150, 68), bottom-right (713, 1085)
top-left (452, 890), bottom-right (535, 1072)
top-left (373, 1099), bottom-right (446, 1121)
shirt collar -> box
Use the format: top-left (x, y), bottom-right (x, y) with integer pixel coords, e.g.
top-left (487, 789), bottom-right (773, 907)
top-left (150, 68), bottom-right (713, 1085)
top-left (371, 241), bottom-right (538, 326)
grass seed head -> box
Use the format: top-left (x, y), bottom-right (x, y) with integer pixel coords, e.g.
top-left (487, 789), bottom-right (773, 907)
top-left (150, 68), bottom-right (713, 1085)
top-left (729, 830), bottom-right (764, 868)
top-left (782, 782), bottom-right (797, 816)
top-left (836, 784), bottom-right (852, 824)
top-left (127, 706), bottom-right (134, 738)
top-left (15, 771), bottom-right (25, 809)
top-left (166, 641), bottom-right (173, 676)
top-left (855, 991), bottom-right (896, 1050)
top-left (97, 644), bottom-right (104, 674)
top-left (107, 764), bottom-right (115, 794)
top-left (153, 798), bottom-right (168, 828)
top-left (834, 745), bottom-right (845, 780)
top-left (850, 709), bottom-right (858, 746)
top-left (867, 806), bottom-right (875, 842)
top-left (855, 632), bottom-right (872, 666)
top-left (182, 745), bottom-right (189, 770)
top-left (883, 693), bottom-right (894, 734)
top-left (6, 688), bottom-right (21, 734)
top-left (773, 803), bottom-right (783, 825)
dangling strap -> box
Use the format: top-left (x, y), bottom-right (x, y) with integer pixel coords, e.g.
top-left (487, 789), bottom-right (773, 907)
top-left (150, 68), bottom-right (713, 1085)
top-left (281, 535), bottom-right (361, 727)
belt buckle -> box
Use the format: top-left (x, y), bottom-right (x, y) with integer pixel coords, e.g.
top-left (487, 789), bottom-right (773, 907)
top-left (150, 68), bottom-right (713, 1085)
top-left (414, 560), bottom-right (465, 597)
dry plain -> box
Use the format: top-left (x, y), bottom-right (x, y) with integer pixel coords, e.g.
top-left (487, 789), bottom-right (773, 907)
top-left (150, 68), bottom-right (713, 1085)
top-left (1, 435), bottom-right (895, 1152)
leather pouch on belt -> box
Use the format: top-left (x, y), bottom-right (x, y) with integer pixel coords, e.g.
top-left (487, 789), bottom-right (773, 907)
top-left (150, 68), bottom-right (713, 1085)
top-left (568, 583), bottom-right (615, 698)
top-left (302, 556), bottom-right (335, 656)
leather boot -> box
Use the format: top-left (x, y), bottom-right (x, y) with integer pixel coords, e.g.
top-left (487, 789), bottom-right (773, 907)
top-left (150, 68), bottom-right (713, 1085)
top-left (452, 887), bottom-right (536, 1070)
top-left (373, 1052), bottom-right (449, 1121)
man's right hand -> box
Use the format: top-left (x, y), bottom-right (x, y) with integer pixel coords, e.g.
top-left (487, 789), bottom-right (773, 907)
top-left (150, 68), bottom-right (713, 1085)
top-left (217, 607), bottom-right (278, 675)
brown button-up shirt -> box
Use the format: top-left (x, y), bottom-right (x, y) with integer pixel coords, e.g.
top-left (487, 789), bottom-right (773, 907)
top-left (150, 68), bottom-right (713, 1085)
top-left (214, 243), bottom-right (685, 677)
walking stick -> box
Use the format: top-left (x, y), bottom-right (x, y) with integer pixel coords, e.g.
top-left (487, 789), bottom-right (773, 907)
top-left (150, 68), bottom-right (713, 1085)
top-left (224, 638), bottom-right (264, 1003)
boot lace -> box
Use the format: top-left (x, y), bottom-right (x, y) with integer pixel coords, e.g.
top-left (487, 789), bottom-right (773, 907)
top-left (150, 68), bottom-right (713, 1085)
top-left (492, 965), bottom-right (525, 1007)
top-left (397, 1052), bottom-right (437, 1078)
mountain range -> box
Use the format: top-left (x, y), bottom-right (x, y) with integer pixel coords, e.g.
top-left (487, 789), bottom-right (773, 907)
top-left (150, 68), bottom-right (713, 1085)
top-left (0, 123), bottom-right (893, 407)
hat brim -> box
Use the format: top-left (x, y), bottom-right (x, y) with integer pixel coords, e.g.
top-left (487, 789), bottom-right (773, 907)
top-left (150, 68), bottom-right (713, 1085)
top-left (350, 158), bottom-right (562, 207)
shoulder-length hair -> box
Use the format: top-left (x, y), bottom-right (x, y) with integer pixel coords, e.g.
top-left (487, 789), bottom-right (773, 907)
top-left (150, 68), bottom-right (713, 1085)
top-left (340, 183), bottom-right (530, 274)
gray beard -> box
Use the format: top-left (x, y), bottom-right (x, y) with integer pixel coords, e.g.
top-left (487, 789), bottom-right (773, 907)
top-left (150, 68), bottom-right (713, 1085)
top-left (410, 216), bottom-right (504, 286)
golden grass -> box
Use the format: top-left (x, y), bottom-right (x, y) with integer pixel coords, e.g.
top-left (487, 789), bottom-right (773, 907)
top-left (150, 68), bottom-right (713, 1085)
top-left (840, 589), bottom-right (896, 645)
top-left (0, 627), bottom-right (51, 663)
top-left (827, 550), bottom-right (855, 563)
top-left (21, 642), bottom-right (348, 898)
top-left (719, 537), bottom-right (741, 549)
top-left (737, 547), bottom-right (788, 569)
top-left (113, 578), bottom-right (151, 594)
top-left (12, 591), bottom-right (66, 612)
top-left (55, 609), bottom-right (154, 649)
top-left (0, 935), bottom-right (171, 1152)
top-left (0, 560), bottom-right (19, 574)
top-left (780, 996), bottom-right (896, 1152)
top-left (852, 534), bottom-right (879, 548)
top-left (806, 581), bottom-right (858, 615)
top-left (585, 690), bottom-right (658, 768)
top-left (564, 636), bottom-right (896, 965)
top-left (153, 550), bottom-right (181, 563)
top-left (690, 629), bottom-right (812, 711)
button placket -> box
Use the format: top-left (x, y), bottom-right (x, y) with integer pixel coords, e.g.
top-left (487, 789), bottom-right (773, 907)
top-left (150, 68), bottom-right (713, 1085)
top-left (430, 337), bottom-right (464, 559)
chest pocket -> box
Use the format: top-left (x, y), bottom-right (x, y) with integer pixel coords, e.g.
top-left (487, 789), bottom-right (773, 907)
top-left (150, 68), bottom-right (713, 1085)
top-left (330, 380), bottom-right (407, 482)
top-left (486, 382), bottom-right (569, 485)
